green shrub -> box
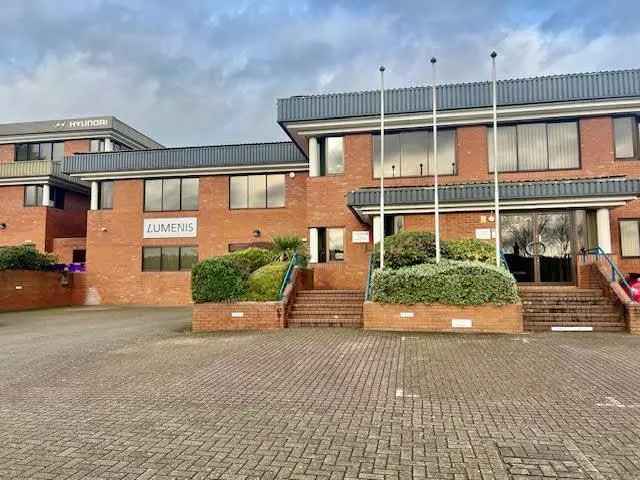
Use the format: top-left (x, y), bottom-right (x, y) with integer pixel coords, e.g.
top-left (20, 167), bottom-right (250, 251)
top-left (224, 248), bottom-right (277, 278)
top-left (0, 246), bottom-right (56, 271)
top-left (272, 235), bottom-right (304, 260)
top-left (444, 239), bottom-right (495, 264)
top-left (245, 262), bottom-right (289, 301)
top-left (373, 231), bottom-right (437, 268)
top-left (191, 258), bottom-right (247, 303)
top-left (371, 260), bottom-right (519, 305)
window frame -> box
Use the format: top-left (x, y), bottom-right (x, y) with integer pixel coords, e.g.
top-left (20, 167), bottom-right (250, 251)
top-left (141, 245), bottom-right (199, 272)
top-left (15, 142), bottom-right (64, 162)
top-left (143, 177), bottom-right (199, 212)
top-left (488, 119), bottom-right (582, 173)
top-left (98, 181), bottom-right (114, 210)
top-left (315, 226), bottom-right (345, 263)
top-left (613, 116), bottom-right (640, 161)
top-left (371, 127), bottom-right (458, 179)
top-left (619, 219), bottom-right (640, 258)
top-left (24, 185), bottom-right (44, 207)
top-left (228, 174), bottom-right (286, 210)
top-left (318, 136), bottom-right (345, 176)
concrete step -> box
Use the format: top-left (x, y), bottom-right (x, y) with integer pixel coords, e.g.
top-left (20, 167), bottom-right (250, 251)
top-left (524, 312), bottom-right (622, 321)
top-left (288, 319), bottom-right (363, 327)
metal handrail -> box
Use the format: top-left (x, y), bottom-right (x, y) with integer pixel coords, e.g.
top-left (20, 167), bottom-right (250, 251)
top-left (278, 253), bottom-right (299, 300)
top-left (499, 249), bottom-right (510, 271)
top-left (364, 253), bottom-right (375, 301)
top-left (582, 246), bottom-right (632, 292)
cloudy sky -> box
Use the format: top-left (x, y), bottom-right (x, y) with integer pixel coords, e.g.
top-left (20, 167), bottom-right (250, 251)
top-left (1, 1), bottom-right (639, 147)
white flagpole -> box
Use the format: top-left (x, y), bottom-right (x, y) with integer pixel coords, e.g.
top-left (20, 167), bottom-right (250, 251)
top-left (491, 51), bottom-right (501, 268)
top-left (431, 57), bottom-right (440, 263)
top-left (379, 65), bottom-right (386, 270)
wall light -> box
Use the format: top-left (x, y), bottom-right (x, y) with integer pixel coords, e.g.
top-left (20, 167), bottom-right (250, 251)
top-left (0, 223), bottom-right (6, 230)
top-left (253, 229), bottom-right (261, 238)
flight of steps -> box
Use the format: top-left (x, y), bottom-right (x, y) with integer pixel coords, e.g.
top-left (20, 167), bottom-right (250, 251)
top-left (520, 286), bottom-right (626, 332)
top-left (288, 290), bottom-right (364, 327)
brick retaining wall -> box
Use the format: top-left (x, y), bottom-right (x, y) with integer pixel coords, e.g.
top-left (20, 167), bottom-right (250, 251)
top-left (192, 301), bottom-right (285, 332)
top-left (363, 302), bottom-right (523, 334)
top-left (0, 270), bottom-right (73, 312)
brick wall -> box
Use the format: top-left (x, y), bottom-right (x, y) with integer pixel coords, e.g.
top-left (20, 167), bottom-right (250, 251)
top-left (0, 270), bottom-right (73, 312)
top-left (84, 173), bottom-right (308, 305)
top-left (0, 186), bottom-right (48, 251)
top-left (363, 301), bottom-right (523, 334)
top-left (192, 301), bottom-right (284, 332)
top-left (0, 144), bottom-right (14, 163)
top-left (52, 237), bottom-right (87, 264)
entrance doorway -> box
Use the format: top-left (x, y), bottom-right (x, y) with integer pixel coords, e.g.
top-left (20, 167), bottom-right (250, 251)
top-left (501, 211), bottom-right (575, 283)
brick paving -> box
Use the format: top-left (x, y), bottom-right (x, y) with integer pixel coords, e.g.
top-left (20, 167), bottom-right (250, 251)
top-left (1, 307), bottom-right (640, 479)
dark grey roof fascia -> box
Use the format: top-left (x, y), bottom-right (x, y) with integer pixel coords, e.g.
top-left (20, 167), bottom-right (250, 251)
top-left (347, 178), bottom-right (640, 207)
top-left (63, 142), bottom-right (307, 174)
top-left (0, 116), bottom-right (163, 149)
top-left (278, 69), bottom-right (640, 122)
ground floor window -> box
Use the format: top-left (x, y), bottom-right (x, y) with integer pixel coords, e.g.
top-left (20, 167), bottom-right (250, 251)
top-left (311, 227), bottom-right (344, 262)
top-left (620, 220), bottom-right (640, 257)
top-left (142, 246), bottom-right (198, 271)
top-left (24, 185), bottom-right (65, 208)
top-left (72, 249), bottom-right (86, 263)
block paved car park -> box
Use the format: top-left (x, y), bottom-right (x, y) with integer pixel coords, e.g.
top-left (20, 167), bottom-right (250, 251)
top-left (1, 307), bottom-right (640, 479)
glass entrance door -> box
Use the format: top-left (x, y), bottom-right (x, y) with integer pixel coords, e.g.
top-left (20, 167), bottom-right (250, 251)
top-left (501, 211), bottom-right (575, 283)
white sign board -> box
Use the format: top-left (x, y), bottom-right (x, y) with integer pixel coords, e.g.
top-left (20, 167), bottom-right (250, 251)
top-left (352, 231), bottom-right (370, 243)
top-left (143, 217), bottom-right (197, 238)
top-left (400, 312), bottom-right (415, 318)
top-left (452, 318), bottom-right (473, 328)
top-left (475, 228), bottom-right (496, 240)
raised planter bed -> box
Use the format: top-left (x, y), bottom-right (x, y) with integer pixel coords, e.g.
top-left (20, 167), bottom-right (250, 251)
top-left (363, 301), bottom-right (523, 334)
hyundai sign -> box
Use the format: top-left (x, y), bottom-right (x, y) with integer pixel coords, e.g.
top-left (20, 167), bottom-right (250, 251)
top-left (143, 218), bottom-right (197, 238)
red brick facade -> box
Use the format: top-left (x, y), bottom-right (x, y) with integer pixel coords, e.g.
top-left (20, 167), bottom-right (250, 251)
top-left (0, 270), bottom-right (74, 312)
top-left (193, 301), bottom-right (285, 332)
top-left (363, 301), bottom-right (523, 334)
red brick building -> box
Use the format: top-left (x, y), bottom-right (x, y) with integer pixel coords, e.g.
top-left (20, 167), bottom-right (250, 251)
top-left (0, 117), bottom-right (162, 263)
top-left (60, 68), bottom-right (640, 305)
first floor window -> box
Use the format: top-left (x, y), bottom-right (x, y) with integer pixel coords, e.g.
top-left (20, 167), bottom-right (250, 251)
top-left (99, 181), bottom-right (114, 209)
top-left (620, 220), bottom-right (640, 257)
top-left (319, 137), bottom-right (344, 175)
top-left (373, 129), bottom-right (456, 178)
top-left (142, 246), bottom-right (198, 271)
top-left (16, 142), bottom-right (64, 162)
top-left (488, 121), bottom-right (579, 172)
top-left (312, 227), bottom-right (345, 263)
top-left (614, 116), bottom-right (639, 159)
top-left (144, 178), bottom-right (199, 212)
top-left (229, 174), bottom-right (285, 209)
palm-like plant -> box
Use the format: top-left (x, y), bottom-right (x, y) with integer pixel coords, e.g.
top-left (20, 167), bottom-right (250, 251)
top-left (272, 235), bottom-right (306, 262)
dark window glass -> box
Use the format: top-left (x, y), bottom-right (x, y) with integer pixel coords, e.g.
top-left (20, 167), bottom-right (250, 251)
top-left (142, 247), bottom-right (162, 271)
top-left (180, 178), bottom-right (199, 211)
top-left (161, 246), bottom-right (180, 271)
top-left (144, 179), bottom-right (163, 211)
top-left (99, 181), bottom-right (114, 210)
top-left (51, 187), bottom-right (65, 209)
top-left (317, 228), bottom-right (327, 264)
top-left (16, 144), bottom-right (30, 161)
top-left (72, 249), bottom-right (86, 263)
top-left (142, 246), bottom-right (198, 271)
top-left (180, 246), bottom-right (198, 270)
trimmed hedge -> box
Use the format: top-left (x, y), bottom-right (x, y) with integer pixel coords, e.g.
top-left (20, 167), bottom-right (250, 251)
top-left (0, 246), bottom-right (56, 271)
top-left (191, 258), bottom-right (247, 303)
top-left (374, 231), bottom-right (496, 268)
top-left (445, 239), bottom-right (495, 264)
top-left (224, 248), bottom-right (277, 278)
top-left (245, 262), bottom-right (289, 301)
top-left (371, 260), bottom-right (519, 306)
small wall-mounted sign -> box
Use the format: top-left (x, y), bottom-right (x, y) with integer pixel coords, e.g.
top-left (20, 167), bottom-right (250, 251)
top-left (143, 217), bottom-right (197, 239)
top-left (452, 318), bottom-right (472, 328)
top-left (351, 231), bottom-right (370, 243)
top-left (15, 285), bottom-right (23, 290)
top-left (475, 228), bottom-right (495, 240)
top-left (231, 312), bottom-right (244, 318)
top-left (400, 311), bottom-right (415, 318)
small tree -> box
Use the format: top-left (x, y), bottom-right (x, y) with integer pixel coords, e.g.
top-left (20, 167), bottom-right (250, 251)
top-left (272, 235), bottom-right (306, 262)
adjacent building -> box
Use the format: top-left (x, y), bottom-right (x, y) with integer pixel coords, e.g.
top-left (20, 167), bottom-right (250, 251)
top-left (0, 117), bottom-right (162, 262)
top-left (51, 67), bottom-right (640, 305)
